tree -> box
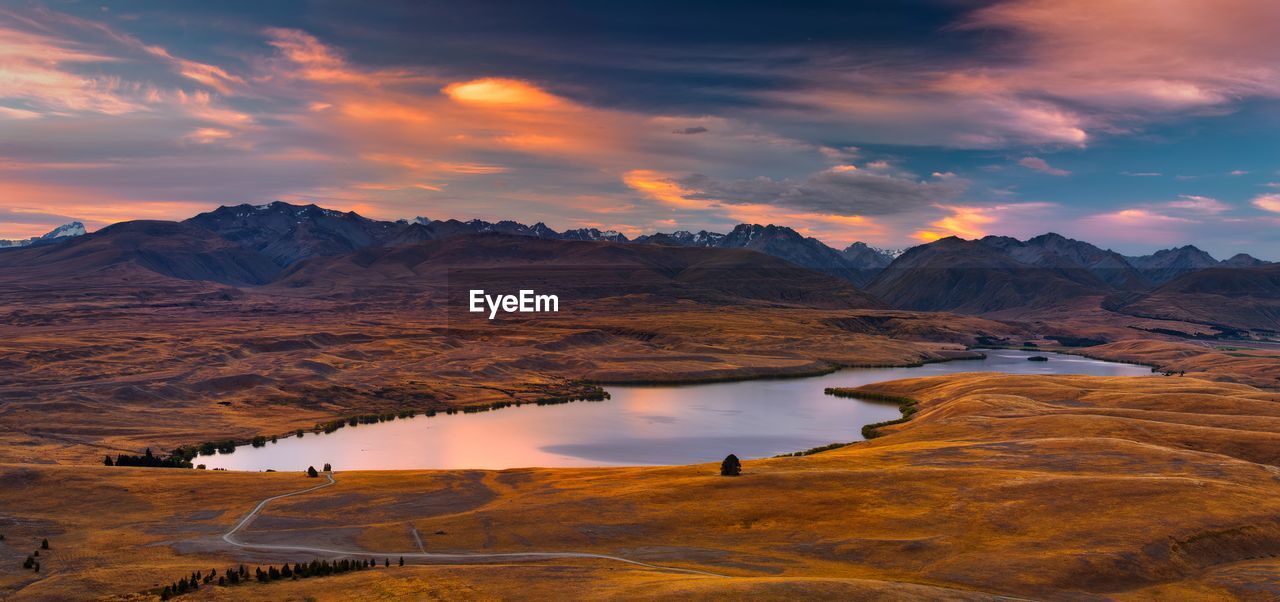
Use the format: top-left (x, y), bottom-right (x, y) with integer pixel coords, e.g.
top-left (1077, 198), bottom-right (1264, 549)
top-left (323, 462), bottom-right (332, 472)
top-left (398, 556), bottom-right (404, 566)
top-left (720, 454), bottom-right (742, 476)
top-left (384, 558), bottom-right (390, 567)
top-left (41, 538), bottom-right (49, 549)
top-left (307, 466), bottom-right (319, 478)
top-left (103, 455), bottom-right (113, 466)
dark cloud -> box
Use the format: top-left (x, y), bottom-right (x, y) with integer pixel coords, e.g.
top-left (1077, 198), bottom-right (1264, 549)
top-left (672, 126), bottom-right (708, 135)
top-left (675, 168), bottom-right (965, 217)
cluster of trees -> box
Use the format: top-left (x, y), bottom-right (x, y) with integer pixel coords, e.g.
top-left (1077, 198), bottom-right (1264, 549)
top-left (105, 448), bottom-right (193, 468)
top-left (158, 558), bottom-right (405, 599)
top-left (197, 440), bottom-right (238, 455)
top-left (314, 410), bottom-right (419, 435)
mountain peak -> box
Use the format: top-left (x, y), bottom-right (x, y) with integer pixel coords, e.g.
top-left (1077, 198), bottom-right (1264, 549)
top-left (0, 221), bottom-right (88, 248)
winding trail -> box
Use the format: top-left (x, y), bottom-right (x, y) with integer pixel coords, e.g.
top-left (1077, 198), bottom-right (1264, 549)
top-left (221, 472), bottom-right (727, 578)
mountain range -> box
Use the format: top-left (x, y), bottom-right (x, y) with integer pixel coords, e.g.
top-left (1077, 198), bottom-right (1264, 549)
top-left (1, 201), bottom-right (1275, 332)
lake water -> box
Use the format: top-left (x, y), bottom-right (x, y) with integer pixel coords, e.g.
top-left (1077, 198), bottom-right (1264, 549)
top-left (198, 349), bottom-right (1150, 471)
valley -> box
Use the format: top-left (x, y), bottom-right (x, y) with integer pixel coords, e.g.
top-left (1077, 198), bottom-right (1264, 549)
top-left (1, 202), bottom-right (1278, 600)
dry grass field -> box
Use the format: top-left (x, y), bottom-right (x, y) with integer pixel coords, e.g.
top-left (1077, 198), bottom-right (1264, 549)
top-left (3, 371), bottom-right (1278, 600)
top-left (0, 294), bottom-right (1023, 464)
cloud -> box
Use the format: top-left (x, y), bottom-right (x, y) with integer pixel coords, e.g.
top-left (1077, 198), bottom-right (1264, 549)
top-left (1074, 208), bottom-right (1198, 246)
top-left (1167, 195), bottom-right (1229, 215)
top-left (4, 2), bottom-right (1279, 254)
top-left (1253, 193), bottom-right (1280, 213)
top-left (765, 0), bottom-right (1280, 149)
top-left (443, 78), bottom-right (567, 109)
top-left (1018, 156), bottom-right (1070, 176)
top-left (671, 166), bottom-right (967, 217)
top-left (912, 202), bottom-right (1056, 241)
top-left (956, 0), bottom-right (1280, 113)
top-left (621, 170), bottom-right (702, 208)
top-left (0, 21), bottom-right (142, 115)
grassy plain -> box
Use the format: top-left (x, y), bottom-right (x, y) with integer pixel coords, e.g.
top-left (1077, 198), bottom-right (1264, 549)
top-left (0, 294), bottom-right (1021, 464)
top-left (3, 372), bottom-right (1279, 600)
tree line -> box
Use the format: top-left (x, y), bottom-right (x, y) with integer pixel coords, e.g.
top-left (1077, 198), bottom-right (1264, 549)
top-left (104, 448), bottom-right (192, 468)
top-left (157, 557), bottom-right (406, 599)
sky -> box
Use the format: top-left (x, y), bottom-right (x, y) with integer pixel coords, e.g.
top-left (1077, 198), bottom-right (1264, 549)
top-left (1, 0), bottom-right (1279, 258)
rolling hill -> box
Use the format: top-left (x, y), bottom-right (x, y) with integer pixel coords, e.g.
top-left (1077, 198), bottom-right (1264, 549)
top-left (0, 220), bottom-right (281, 287)
top-left (1105, 263), bottom-right (1280, 333)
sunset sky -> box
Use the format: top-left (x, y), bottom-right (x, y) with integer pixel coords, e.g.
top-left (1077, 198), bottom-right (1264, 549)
top-left (2, 0), bottom-right (1279, 257)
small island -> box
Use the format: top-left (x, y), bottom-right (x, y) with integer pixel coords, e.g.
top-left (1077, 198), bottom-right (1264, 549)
top-left (1027, 356), bottom-right (1050, 362)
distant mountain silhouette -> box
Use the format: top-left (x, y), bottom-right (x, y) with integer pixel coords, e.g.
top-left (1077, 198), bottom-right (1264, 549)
top-left (635, 224), bottom-right (891, 286)
top-left (1105, 263), bottom-right (1280, 332)
top-left (0, 220), bottom-right (280, 286)
top-left (3, 201), bottom-right (1275, 329)
top-left (1125, 245), bottom-right (1222, 285)
top-left (185, 202), bottom-right (399, 266)
top-left (267, 234), bottom-right (884, 309)
top-left (867, 237), bottom-right (1103, 314)
top-left (979, 233), bottom-right (1149, 290)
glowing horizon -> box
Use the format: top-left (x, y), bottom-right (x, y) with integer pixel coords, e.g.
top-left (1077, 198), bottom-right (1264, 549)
top-left (1, 1), bottom-right (1279, 256)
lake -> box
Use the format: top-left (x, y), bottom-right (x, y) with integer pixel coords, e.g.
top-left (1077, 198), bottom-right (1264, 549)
top-left (198, 349), bottom-right (1150, 471)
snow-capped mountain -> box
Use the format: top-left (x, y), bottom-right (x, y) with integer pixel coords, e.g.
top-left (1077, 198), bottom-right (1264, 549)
top-left (0, 221), bottom-right (87, 248)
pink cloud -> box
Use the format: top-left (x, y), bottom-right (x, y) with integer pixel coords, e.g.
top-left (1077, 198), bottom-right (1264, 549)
top-left (1253, 193), bottom-right (1280, 213)
top-left (1167, 195), bottom-right (1229, 215)
top-left (1018, 156), bottom-right (1070, 176)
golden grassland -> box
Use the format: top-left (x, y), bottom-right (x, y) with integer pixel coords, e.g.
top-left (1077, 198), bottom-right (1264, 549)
top-left (1076, 339), bottom-right (1280, 389)
top-left (0, 296), bottom-right (1023, 464)
top-left (3, 372), bottom-right (1279, 600)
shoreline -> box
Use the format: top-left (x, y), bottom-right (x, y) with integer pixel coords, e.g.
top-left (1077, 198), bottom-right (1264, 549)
top-left (198, 348), bottom-right (1140, 472)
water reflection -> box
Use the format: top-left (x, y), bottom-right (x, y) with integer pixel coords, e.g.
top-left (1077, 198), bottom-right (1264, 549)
top-left (200, 349), bottom-right (1150, 471)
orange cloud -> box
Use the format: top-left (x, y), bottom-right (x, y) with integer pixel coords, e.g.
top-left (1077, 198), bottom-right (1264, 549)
top-left (622, 170), bottom-right (702, 208)
top-left (443, 78), bottom-right (566, 109)
top-left (913, 205), bottom-right (997, 241)
top-left (912, 202), bottom-right (1057, 242)
top-left (0, 25), bottom-right (144, 115)
top-left (339, 100), bottom-right (434, 124)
